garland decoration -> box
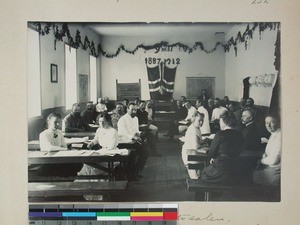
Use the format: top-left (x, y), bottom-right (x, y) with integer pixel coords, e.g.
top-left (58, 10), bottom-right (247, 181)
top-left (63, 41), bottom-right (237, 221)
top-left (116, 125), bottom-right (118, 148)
top-left (33, 22), bottom-right (280, 58)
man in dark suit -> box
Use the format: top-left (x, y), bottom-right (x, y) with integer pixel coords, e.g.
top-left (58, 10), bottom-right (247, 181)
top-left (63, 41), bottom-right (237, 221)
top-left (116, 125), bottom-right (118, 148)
top-left (238, 108), bottom-right (263, 182)
top-left (241, 108), bottom-right (262, 152)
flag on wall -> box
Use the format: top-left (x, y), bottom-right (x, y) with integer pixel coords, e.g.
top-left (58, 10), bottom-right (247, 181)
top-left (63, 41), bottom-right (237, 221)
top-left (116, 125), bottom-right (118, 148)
top-left (146, 62), bottom-right (177, 101)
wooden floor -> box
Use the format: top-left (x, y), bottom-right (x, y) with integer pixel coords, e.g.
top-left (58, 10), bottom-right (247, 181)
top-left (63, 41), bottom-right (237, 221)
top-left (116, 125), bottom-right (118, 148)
top-left (111, 132), bottom-right (195, 202)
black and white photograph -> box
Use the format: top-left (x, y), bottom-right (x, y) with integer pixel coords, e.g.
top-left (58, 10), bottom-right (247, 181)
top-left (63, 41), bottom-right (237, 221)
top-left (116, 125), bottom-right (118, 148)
top-left (27, 21), bottom-right (281, 203)
top-left (2, 1), bottom-right (300, 225)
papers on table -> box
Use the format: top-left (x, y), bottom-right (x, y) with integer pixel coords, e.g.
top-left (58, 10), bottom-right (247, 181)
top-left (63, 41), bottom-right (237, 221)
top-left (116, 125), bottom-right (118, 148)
top-left (179, 136), bottom-right (185, 143)
top-left (35, 184), bottom-right (56, 190)
top-left (52, 150), bottom-right (93, 157)
top-left (65, 137), bottom-right (89, 144)
top-left (139, 124), bottom-right (148, 127)
top-left (94, 149), bottom-right (129, 156)
top-left (196, 147), bottom-right (209, 154)
top-left (28, 149), bottom-right (129, 158)
top-left (156, 111), bottom-right (175, 114)
top-left (207, 134), bottom-right (215, 140)
top-left (261, 137), bottom-right (269, 143)
top-left (178, 120), bottom-right (188, 125)
top-left (89, 124), bottom-right (99, 128)
top-left (28, 140), bottom-right (40, 145)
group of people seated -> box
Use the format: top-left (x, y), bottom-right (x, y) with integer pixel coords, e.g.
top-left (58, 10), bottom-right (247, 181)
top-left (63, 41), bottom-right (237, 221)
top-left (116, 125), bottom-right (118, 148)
top-left (37, 97), bottom-right (160, 181)
top-left (36, 93), bottom-right (281, 187)
top-left (180, 94), bottom-right (281, 187)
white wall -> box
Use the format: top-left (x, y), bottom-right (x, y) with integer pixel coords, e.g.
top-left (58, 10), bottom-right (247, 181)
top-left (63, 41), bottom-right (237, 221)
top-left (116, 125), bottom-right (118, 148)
top-left (100, 35), bottom-right (226, 100)
top-left (39, 24), bottom-right (101, 110)
top-left (224, 24), bottom-right (278, 106)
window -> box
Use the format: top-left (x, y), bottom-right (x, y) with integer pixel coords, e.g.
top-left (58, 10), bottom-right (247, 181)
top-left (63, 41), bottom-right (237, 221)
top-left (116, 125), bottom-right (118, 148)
top-left (28, 28), bottom-right (41, 118)
top-left (65, 44), bottom-right (77, 110)
top-left (90, 55), bottom-right (97, 103)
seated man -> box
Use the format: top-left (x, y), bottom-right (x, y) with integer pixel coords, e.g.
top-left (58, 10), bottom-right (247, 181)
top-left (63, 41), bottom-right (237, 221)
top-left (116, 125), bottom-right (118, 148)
top-left (165, 99), bottom-right (188, 140)
top-left (241, 108), bottom-right (261, 152)
top-left (123, 98), bottom-right (129, 114)
top-left (103, 97), bottom-right (115, 112)
top-left (223, 96), bottom-right (231, 109)
top-left (117, 103), bottom-right (150, 181)
top-left (178, 101), bottom-right (197, 134)
top-left (206, 98), bottom-right (215, 120)
top-left (81, 101), bottom-right (96, 124)
top-left (211, 98), bottom-right (228, 122)
top-left (253, 114), bottom-right (281, 186)
top-left (62, 103), bottom-right (92, 133)
top-left (237, 108), bottom-right (263, 180)
top-left (210, 98), bottom-right (227, 133)
top-left (111, 103), bottom-right (125, 130)
top-left (245, 97), bottom-right (264, 132)
top-left (136, 101), bottom-right (160, 156)
top-left (95, 98), bottom-right (107, 114)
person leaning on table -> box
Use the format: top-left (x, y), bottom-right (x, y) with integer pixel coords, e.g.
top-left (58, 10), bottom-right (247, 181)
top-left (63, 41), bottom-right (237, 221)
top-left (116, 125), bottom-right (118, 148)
top-left (38, 113), bottom-right (82, 177)
top-left (200, 111), bottom-right (244, 184)
top-left (77, 112), bottom-right (119, 176)
top-left (253, 114), bottom-right (281, 186)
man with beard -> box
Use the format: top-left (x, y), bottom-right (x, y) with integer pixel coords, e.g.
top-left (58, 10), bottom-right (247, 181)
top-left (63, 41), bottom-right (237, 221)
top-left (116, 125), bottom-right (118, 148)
top-left (118, 103), bottom-right (150, 180)
top-left (136, 101), bottom-right (160, 156)
top-left (62, 103), bottom-right (92, 133)
top-left (81, 101), bottom-right (96, 124)
top-left (111, 103), bottom-right (125, 130)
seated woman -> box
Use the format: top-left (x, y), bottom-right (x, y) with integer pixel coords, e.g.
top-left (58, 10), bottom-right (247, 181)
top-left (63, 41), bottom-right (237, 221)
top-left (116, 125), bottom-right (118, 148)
top-left (253, 114), bottom-right (281, 186)
top-left (77, 112), bottom-right (118, 176)
top-left (38, 113), bottom-right (82, 176)
top-left (181, 111), bottom-right (205, 179)
top-left (200, 111), bottom-right (244, 184)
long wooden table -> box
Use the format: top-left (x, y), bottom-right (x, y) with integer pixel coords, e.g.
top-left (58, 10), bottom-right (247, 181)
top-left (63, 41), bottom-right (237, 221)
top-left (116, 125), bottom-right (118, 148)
top-left (28, 149), bottom-right (131, 180)
top-left (28, 135), bottom-right (136, 151)
top-left (63, 131), bottom-right (96, 139)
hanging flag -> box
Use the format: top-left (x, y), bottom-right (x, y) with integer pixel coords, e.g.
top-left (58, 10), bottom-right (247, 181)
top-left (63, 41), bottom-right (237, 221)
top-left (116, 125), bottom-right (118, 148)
top-left (146, 62), bottom-right (177, 101)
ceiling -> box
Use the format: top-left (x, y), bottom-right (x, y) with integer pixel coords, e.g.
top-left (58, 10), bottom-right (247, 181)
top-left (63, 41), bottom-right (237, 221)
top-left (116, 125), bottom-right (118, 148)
top-left (87, 22), bottom-right (237, 37)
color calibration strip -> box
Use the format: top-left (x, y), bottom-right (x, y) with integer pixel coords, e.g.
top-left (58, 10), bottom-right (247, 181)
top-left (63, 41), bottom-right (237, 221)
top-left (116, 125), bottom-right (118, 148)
top-left (29, 204), bottom-right (178, 222)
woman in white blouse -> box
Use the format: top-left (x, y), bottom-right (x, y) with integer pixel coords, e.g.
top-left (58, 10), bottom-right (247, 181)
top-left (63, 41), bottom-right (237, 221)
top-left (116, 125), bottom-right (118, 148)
top-left (38, 113), bottom-right (82, 176)
top-left (181, 111), bottom-right (205, 179)
top-left (253, 115), bottom-right (281, 186)
top-left (78, 112), bottom-right (118, 176)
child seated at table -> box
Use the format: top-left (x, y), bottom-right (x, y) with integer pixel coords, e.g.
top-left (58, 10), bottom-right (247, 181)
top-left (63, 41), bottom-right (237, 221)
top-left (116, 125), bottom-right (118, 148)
top-left (181, 111), bottom-right (205, 179)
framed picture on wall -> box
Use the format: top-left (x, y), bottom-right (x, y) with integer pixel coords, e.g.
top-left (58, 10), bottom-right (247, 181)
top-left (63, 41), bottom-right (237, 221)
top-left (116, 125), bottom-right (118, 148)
top-left (50, 63), bottom-right (58, 83)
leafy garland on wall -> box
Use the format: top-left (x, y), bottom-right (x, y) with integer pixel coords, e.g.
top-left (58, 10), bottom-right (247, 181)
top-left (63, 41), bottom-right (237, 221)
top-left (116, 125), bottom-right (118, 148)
top-left (34, 22), bottom-right (279, 58)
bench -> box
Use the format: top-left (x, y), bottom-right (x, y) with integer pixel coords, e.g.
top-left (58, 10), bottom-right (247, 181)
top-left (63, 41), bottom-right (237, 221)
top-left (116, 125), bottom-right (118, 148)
top-left (187, 179), bottom-right (280, 201)
top-left (28, 180), bottom-right (128, 198)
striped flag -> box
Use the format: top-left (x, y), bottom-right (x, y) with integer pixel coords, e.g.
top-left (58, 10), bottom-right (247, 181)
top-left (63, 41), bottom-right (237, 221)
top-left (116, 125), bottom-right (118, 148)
top-left (146, 62), bottom-right (177, 100)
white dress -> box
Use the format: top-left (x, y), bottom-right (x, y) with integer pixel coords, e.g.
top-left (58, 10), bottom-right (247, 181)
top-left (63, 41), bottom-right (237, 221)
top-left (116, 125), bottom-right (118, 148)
top-left (77, 127), bottom-right (119, 176)
top-left (181, 124), bottom-right (202, 179)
